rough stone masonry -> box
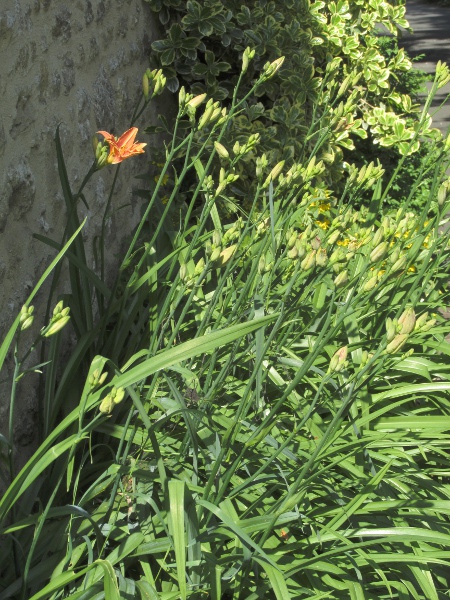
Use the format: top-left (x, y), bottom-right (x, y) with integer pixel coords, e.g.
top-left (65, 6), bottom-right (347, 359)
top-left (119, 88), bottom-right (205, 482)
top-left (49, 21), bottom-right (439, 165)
top-left (0, 0), bottom-right (170, 459)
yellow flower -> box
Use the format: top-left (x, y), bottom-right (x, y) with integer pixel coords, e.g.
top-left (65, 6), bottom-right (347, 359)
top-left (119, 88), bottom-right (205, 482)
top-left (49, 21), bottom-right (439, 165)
top-left (318, 202), bottom-right (331, 213)
top-left (316, 218), bottom-right (330, 230)
top-left (408, 265), bottom-right (417, 273)
top-left (337, 238), bottom-right (350, 247)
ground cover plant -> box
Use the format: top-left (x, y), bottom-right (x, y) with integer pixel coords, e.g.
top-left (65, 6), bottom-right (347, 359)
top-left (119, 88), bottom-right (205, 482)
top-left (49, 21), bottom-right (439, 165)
top-left (145, 0), bottom-right (439, 213)
top-left (2, 45), bottom-right (450, 600)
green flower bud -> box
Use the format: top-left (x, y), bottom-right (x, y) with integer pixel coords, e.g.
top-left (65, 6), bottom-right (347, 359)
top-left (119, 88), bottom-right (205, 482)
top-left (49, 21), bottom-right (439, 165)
top-left (372, 227), bottom-right (384, 248)
top-left (142, 72), bottom-right (149, 100)
top-left (263, 160), bottom-right (285, 188)
top-left (361, 275), bottom-right (378, 293)
top-left (187, 93), bottom-right (207, 109)
top-left (43, 315), bottom-right (70, 337)
top-left (327, 230), bottom-right (341, 246)
top-left (398, 306), bottom-right (416, 335)
top-left (328, 346), bottom-right (348, 373)
top-left (179, 86), bottom-right (186, 108)
top-left (334, 269), bottom-right (349, 288)
top-left (21, 316), bottom-right (34, 331)
top-left (390, 254), bottom-right (407, 273)
top-left (370, 241), bottom-right (388, 263)
top-left (53, 301), bottom-right (64, 316)
top-left (329, 248), bottom-right (345, 265)
top-left (414, 312), bottom-right (429, 331)
top-left (316, 248), bottom-right (328, 267)
top-left (287, 246), bottom-right (298, 259)
top-left (214, 141), bottom-right (229, 159)
top-left (258, 255), bottom-right (266, 274)
top-left (99, 395), bottom-right (114, 415)
top-left (420, 318), bottom-right (437, 332)
top-left (300, 250), bottom-right (316, 271)
top-left (287, 231), bottom-right (297, 249)
top-left (210, 247), bottom-right (221, 262)
top-left (386, 333), bottom-right (409, 354)
top-left (194, 257), bottom-right (206, 276)
top-left (386, 317), bottom-right (397, 342)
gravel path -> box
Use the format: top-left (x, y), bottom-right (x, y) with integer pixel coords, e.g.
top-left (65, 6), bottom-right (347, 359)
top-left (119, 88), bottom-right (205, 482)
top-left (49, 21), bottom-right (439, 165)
top-left (399, 0), bottom-right (450, 133)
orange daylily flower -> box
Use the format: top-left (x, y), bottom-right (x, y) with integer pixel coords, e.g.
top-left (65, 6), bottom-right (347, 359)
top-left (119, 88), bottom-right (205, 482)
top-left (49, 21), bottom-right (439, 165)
top-left (97, 127), bottom-right (147, 164)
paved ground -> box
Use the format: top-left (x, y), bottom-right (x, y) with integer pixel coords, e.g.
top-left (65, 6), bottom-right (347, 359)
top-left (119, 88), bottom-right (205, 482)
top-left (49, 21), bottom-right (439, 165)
top-left (399, 0), bottom-right (450, 133)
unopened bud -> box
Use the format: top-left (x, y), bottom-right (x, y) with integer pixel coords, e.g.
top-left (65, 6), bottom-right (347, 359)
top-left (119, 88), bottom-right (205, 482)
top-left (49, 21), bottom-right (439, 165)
top-left (420, 318), bottom-right (437, 332)
top-left (398, 306), bottom-right (416, 335)
top-left (391, 254), bottom-right (407, 273)
top-left (327, 230), bottom-right (341, 246)
top-left (372, 227), bottom-right (384, 248)
top-left (301, 250), bottom-right (316, 271)
top-left (316, 248), bottom-right (328, 267)
top-left (386, 333), bottom-right (409, 354)
top-left (362, 275), bottom-right (378, 292)
top-left (370, 241), bottom-right (388, 263)
top-left (99, 395), bottom-right (115, 415)
top-left (386, 317), bottom-right (397, 342)
top-left (328, 346), bottom-right (348, 373)
top-left (334, 269), bottom-right (349, 288)
top-left (187, 93), bottom-right (207, 109)
top-left (43, 315), bottom-right (70, 337)
top-left (142, 72), bottom-right (149, 100)
top-left (214, 141), bottom-right (229, 159)
top-left (414, 312), bottom-right (429, 331)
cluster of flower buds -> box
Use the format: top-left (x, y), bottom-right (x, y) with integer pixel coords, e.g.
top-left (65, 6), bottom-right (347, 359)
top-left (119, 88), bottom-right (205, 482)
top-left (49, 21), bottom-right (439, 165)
top-left (256, 154), bottom-right (269, 180)
top-left (19, 305), bottom-right (34, 331)
top-left (233, 133), bottom-right (260, 159)
top-left (215, 167), bottom-right (239, 197)
top-left (89, 368), bottom-right (108, 390)
top-left (347, 161), bottom-right (384, 190)
top-left (198, 99), bottom-right (227, 130)
top-left (385, 306), bottom-right (417, 354)
top-left (142, 68), bottom-right (167, 102)
top-left (328, 346), bottom-right (349, 374)
top-left (41, 301), bottom-right (70, 338)
top-left (414, 311), bottom-right (437, 333)
top-left (360, 350), bottom-right (374, 368)
top-left (242, 47), bottom-right (256, 74)
top-left (179, 90), bottom-right (207, 119)
top-left (260, 57), bottom-right (285, 81)
top-left (99, 386), bottom-right (125, 415)
top-left (93, 136), bottom-right (110, 170)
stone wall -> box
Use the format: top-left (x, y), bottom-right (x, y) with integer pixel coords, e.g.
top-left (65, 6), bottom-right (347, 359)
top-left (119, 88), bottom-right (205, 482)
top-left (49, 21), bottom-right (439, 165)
top-left (0, 0), bottom-right (172, 459)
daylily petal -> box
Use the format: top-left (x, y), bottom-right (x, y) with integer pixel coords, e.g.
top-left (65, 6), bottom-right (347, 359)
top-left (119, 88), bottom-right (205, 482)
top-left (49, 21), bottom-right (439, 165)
top-left (116, 127), bottom-right (139, 148)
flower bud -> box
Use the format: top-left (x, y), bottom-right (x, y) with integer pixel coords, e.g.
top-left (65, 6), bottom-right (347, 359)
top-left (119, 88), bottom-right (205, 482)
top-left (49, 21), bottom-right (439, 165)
top-left (179, 86), bottom-right (186, 108)
top-left (242, 47), bottom-right (255, 74)
top-left (187, 93), bottom-right (207, 109)
top-left (263, 56), bottom-right (285, 79)
top-left (361, 275), bottom-right (378, 293)
top-left (99, 395), bottom-right (115, 415)
top-left (327, 230), bottom-right (341, 246)
top-left (398, 306), bottom-right (416, 335)
top-left (301, 250), bottom-right (316, 271)
top-left (287, 246), bottom-right (298, 259)
top-left (111, 387), bottom-right (125, 405)
top-left (21, 316), bottom-right (34, 331)
top-left (414, 312), bottom-right (429, 331)
top-left (194, 257), bottom-right (206, 276)
top-left (258, 255), bottom-right (266, 273)
top-left (92, 135), bottom-right (99, 154)
top-left (386, 317), bottom-right (397, 342)
top-left (370, 241), bottom-right (388, 263)
top-left (287, 231), bottom-right (297, 249)
top-left (218, 244), bottom-right (237, 266)
top-left (263, 161), bottom-right (285, 187)
top-left (372, 227), bottom-right (384, 248)
top-left (386, 333), bottom-right (409, 354)
top-left (53, 301), bottom-right (64, 316)
top-left (334, 270), bottom-right (349, 288)
top-left (420, 318), bottom-right (436, 332)
top-left (328, 346), bottom-right (348, 373)
top-left (214, 141), bottom-right (229, 159)
top-left (210, 247), bottom-right (221, 262)
top-left (43, 315), bottom-right (70, 337)
top-left (390, 254), bottom-right (407, 273)
top-left (316, 248), bottom-right (328, 267)
top-left (142, 72), bottom-right (149, 100)
top-left (179, 264), bottom-right (188, 282)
